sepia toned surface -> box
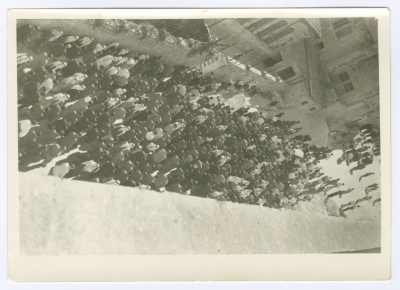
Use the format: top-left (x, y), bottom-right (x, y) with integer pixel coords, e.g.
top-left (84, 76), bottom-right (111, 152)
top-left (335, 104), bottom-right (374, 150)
top-left (16, 17), bottom-right (382, 251)
top-left (9, 8), bottom-right (391, 282)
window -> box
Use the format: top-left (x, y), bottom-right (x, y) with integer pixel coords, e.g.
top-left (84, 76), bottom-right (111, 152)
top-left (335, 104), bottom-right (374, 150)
top-left (263, 57), bottom-right (279, 68)
top-left (335, 27), bottom-right (353, 39)
top-left (334, 82), bottom-right (354, 96)
top-left (265, 28), bottom-right (295, 43)
top-left (343, 82), bottom-right (354, 93)
top-left (257, 20), bottom-right (288, 39)
top-left (249, 18), bottom-right (277, 32)
top-left (332, 19), bottom-right (349, 30)
top-left (310, 107), bottom-right (317, 111)
top-left (301, 101), bottom-right (309, 105)
top-left (330, 71), bottom-right (350, 83)
top-left (339, 72), bottom-right (350, 82)
top-left (277, 66), bottom-right (295, 80)
top-left (315, 42), bottom-right (325, 50)
top-left (332, 18), bottom-right (353, 39)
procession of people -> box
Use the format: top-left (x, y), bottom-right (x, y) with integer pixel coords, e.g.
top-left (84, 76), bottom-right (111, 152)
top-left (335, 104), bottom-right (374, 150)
top-left (17, 23), bottom-right (380, 213)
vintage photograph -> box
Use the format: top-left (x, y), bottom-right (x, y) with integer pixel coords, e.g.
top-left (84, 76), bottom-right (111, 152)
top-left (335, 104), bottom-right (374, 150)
top-left (8, 8), bottom-right (391, 281)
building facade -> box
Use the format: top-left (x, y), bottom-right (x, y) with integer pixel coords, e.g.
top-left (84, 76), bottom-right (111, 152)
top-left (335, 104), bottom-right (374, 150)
top-left (317, 18), bottom-right (380, 131)
top-left (203, 17), bottom-right (380, 148)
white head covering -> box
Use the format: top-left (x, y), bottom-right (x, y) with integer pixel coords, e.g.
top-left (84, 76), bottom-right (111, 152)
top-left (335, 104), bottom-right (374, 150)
top-left (146, 131), bottom-right (155, 140)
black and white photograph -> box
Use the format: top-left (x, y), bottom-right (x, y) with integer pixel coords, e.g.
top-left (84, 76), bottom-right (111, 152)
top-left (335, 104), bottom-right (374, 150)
top-left (8, 8), bottom-right (391, 281)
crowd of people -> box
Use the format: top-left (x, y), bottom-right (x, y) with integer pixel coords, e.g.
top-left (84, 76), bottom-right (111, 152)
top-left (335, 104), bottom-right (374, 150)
top-left (17, 23), bottom-right (377, 212)
top-left (332, 122), bottom-right (381, 216)
top-left (336, 123), bottom-right (380, 175)
top-left (329, 180), bottom-right (380, 218)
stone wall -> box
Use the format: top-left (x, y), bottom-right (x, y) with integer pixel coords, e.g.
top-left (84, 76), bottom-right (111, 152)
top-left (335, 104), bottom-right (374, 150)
top-left (319, 18), bottom-right (376, 67)
top-left (20, 171), bottom-right (381, 255)
top-left (263, 39), bottom-right (328, 112)
top-left (200, 18), bottom-right (380, 130)
top-left (338, 80), bottom-right (379, 107)
top-left (315, 18), bottom-right (380, 128)
top-left (281, 82), bottom-right (323, 111)
top-left (316, 97), bottom-right (379, 129)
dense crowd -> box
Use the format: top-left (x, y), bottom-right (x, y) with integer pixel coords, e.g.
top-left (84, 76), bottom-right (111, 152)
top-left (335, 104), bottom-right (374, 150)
top-left (17, 23), bottom-right (377, 212)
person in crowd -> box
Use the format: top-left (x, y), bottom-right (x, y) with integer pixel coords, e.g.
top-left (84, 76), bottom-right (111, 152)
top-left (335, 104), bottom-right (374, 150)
top-left (356, 195), bottom-right (372, 204)
top-left (324, 188), bottom-right (354, 201)
top-left (339, 201), bottom-right (360, 217)
top-left (337, 123), bottom-right (380, 174)
top-left (359, 172), bottom-right (375, 182)
top-left (373, 198), bottom-right (381, 206)
top-left (365, 183), bottom-right (379, 195)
